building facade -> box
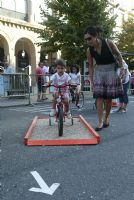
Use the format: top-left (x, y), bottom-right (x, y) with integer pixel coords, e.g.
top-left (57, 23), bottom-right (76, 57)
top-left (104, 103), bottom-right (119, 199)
top-left (0, 0), bottom-right (44, 73)
top-left (109, 0), bottom-right (134, 32)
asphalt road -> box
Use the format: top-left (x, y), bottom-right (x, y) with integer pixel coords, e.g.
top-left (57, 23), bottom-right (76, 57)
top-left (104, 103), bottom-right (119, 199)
top-left (1, 97), bottom-right (134, 200)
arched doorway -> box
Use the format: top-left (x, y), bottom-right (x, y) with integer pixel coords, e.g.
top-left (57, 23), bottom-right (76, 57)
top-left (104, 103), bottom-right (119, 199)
top-left (0, 47), bottom-right (4, 63)
top-left (15, 37), bottom-right (36, 73)
top-left (0, 34), bottom-right (9, 63)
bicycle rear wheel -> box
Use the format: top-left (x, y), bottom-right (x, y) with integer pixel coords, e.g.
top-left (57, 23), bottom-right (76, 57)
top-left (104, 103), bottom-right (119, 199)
top-left (76, 92), bottom-right (84, 108)
top-left (58, 106), bottom-right (63, 136)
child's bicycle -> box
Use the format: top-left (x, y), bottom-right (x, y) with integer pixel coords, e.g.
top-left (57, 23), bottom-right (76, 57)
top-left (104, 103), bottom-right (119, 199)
top-left (48, 84), bottom-right (73, 137)
top-left (69, 84), bottom-right (84, 109)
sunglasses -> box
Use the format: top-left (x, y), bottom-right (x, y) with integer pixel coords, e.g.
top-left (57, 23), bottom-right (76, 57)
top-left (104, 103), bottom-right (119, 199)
top-left (85, 37), bottom-right (92, 41)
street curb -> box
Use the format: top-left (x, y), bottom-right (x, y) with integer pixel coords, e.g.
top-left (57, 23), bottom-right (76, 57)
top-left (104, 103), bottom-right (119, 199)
top-left (0, 100), bottom-right (52, 108)
top-left (0, 95), bottom-right (92, 108)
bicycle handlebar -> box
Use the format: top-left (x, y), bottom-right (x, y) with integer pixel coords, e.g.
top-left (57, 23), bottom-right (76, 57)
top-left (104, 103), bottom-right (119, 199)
top-left (45, 83), bottom-right (80, 88)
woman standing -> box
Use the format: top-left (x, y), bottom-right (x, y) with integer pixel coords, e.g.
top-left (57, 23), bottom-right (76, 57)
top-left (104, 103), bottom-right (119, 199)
top-left (84, 26), bottom-right (124, 131)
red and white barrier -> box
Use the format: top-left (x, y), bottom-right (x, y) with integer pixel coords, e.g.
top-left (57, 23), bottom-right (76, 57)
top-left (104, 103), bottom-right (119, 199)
top-left (112, 99), bottom-right (119, 107)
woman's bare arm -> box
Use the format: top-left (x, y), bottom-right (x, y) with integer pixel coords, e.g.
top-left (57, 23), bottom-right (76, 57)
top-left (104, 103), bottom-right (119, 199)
top-left (108, 39), bottom-right (123, 68)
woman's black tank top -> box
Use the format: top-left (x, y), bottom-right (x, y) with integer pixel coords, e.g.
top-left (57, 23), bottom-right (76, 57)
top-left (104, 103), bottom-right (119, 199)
top-left (89, 39), bottom-right (115, 65)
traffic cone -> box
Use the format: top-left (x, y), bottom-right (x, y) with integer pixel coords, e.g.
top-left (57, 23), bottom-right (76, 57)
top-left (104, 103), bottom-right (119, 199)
top-left (112, 99), bottom-right (119, 107)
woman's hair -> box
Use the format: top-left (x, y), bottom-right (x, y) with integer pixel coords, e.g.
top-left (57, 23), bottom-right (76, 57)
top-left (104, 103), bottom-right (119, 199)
top-left (55, 59), bottom-right (66, 67)
top-left (70, 64), bottom-right (80, 73)
top-left (84, 26), bottom-right (102, 37)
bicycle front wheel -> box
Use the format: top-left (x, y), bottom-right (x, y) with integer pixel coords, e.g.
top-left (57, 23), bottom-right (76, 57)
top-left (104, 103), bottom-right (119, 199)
top-left (76, 92), bottom-right (84, 108)
top-left (58, 106), bottom-right (63, 136)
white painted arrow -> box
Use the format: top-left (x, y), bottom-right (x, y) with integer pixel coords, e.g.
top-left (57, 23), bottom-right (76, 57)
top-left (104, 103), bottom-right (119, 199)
top-left (29, 171), bottom-right (60, 196)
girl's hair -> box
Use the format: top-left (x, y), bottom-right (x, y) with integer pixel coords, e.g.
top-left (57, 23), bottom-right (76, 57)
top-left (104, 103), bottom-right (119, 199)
top-left (84, 26), bottom-right (102, 37)
top-left (70, 64), bottom-right (80, 73)
top-left (38, 61), bottom-right (44, 66)
top-left (55, 59), bottom-right (66, 67)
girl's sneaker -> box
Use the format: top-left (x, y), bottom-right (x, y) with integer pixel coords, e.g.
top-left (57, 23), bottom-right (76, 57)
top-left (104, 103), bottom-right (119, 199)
top-left (122, 108), bottom-right (127, 113)
top-left (117, 107), bottom-right (127, 113)
top-left (116, 107), bottom-right (123, 112)
top-left (76, 103), bottom-right (81, 108)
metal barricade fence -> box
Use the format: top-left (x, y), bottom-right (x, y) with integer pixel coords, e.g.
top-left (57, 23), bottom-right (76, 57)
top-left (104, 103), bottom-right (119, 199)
top-left (29, 73), bottom-right (54, 103)
top-left (81, 75), bottom-right (92, 99)
top-left (0, 73), bottom-right (30, 98)
top-left (0, 73), bottom-right (133, 105)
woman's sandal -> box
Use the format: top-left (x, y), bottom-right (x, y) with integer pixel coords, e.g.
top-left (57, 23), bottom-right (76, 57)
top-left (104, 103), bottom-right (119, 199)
top-left (95, 121), bottom-right (104, 131)
top-left (103, 122), bottom-right (110, 128)
top-left (95, 127), bottom-right (103, 131)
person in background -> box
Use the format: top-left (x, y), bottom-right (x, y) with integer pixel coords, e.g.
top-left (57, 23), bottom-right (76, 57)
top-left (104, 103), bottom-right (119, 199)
top-left (47, 59), bottom-right (72, 118)
top-left (117, 60), bottom-right (131, 112)
top-left (42, 60), bottom-right (49, 100)
top-left (3, 60), bottom-right (15, 74)
top-left (0, 65), bottom-right (4, 74)
top-left (84, 26), bottom-right (124, 131)
top-left (35, 61), bottom-right (44, 102)
top-left (49, 64), bottom-right (57, 75)
top-left (130, 72), bottom-right (134, 95)
top-left (69, 64), bottom-right (81, 108)
top-left (0, 66), bottom-right (4, 96)
top-left (3, 60), bottom-right (15, 95)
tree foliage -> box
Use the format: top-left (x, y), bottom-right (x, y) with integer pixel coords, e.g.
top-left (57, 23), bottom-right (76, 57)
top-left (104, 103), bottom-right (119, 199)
top-left (40, 0), bottom-right (116, 65)
top-left (116, 18), bottom-right (134, 69)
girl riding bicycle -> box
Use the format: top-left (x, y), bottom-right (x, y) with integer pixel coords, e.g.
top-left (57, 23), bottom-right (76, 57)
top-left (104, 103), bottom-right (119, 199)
top-left (47, 59), bottom-right (72, 118)
top-left (69, 64), bottom-right (81, 108)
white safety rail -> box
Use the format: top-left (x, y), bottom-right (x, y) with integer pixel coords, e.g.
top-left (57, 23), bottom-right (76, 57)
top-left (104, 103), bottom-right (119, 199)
top-left (0, 73), bottom-right (30, 104)
top-left (0, 73), bottom-right (134, 105)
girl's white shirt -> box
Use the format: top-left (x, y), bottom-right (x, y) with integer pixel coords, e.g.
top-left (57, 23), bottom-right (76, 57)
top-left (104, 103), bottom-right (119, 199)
top-left (69, 72), bottom-right (81, 84)
top-left (50, 72), bottom-right (71, 85)
top-left (50, 72), bottom-right (71, 93)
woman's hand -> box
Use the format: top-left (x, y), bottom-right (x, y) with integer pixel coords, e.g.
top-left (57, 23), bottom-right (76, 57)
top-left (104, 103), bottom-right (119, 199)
top-left (119, 67), bottom-right (125, 79)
